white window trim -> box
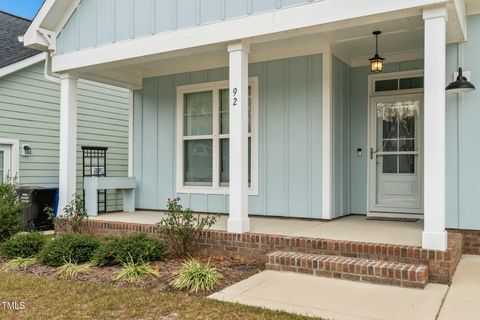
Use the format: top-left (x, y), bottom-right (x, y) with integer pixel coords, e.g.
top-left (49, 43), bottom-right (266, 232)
top-left (176, 78), bottom-right (259, 195)
top-left (368, 69), bottom-right (424, 96)
top-left (0, 138), bottom-right (20, 181)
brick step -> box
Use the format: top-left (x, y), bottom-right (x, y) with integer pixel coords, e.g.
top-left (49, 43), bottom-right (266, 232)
top-left (266, 251), bottom-right (429, 288)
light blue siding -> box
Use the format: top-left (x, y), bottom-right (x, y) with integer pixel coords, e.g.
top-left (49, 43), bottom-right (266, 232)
top-left (445, 14), bottom-right (480, 230)
top-left (135, 0), bottom-right (155, 37)
top-left (57, 0), bottom-right (322, 54)
top-left (96, 0), bottom-right (115, 45)
top-left (115, 0), bottom-right (134, 41)
top-left (133, 55), bottom-right (323, 218)
top-left (349, 60), bottom-right (424, 215)
top-left (200, 0), bottom-right (223, 24)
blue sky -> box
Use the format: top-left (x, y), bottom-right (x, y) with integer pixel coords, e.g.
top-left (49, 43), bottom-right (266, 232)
top-left (0, 0), bottom-right (44, 20)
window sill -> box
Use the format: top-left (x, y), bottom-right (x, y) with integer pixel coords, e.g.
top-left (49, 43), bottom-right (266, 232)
top-left (176, 186), bottom-right (258, 196)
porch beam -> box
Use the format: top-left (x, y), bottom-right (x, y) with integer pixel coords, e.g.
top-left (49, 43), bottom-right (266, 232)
top-left (58, 72), bottom-right (78, 216)
top-left (422, 7), bottom-right (448, 251)
top-left (227, 41), bottom-right (250, 233)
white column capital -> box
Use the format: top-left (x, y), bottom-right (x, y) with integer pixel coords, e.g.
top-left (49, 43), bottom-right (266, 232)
top-left (423, 6), bottom-right (448, 21)
top-left (227, 41), bottom-right (250, 54)
top-left (59, 72), bottom-right (79, 81)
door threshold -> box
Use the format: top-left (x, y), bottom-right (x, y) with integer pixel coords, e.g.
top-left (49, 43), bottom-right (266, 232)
top-left (367, 211), bottom-right (424, 220)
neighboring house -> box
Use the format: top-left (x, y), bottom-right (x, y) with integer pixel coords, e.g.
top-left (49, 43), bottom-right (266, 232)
top-left (0, 11), bottom-right (129, 212)
top-left (21, 0), bottom-right (480, 253)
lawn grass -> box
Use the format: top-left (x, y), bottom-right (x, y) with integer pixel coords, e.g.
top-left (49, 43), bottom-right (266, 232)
top-left (0, 272), bottom-right (319, 320)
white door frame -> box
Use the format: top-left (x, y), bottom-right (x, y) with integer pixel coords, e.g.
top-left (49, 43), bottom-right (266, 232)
top-left (0, 138), bottom-right (20, 182)
top-left (366, 70), bottom-right (424, 219)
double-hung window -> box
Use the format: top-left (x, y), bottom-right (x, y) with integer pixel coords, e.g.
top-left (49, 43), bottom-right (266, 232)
top-left (176, 78), bottom-right (258, 194)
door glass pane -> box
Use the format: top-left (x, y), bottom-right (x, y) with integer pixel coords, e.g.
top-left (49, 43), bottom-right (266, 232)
top-left (184, 91), bottom-right (213, 136)
top-left (382, 155), bottom-right (398, 173)
top-left (184, 140), bottom-right (213, 185)
top-left (219, 87), bottom-right (252, 134)
top-left (219, 138), bottom-right (251, 185)
top-left (399, 106), bottom-right (416, 138)
top-left (383, 140), bottom-right (397, 152)
top-left (399, 139), bottom-right (415, 151)
top-left (0, 151), bottom-right (3, 184)
top-left (399, 155), bottom-right (415, 174)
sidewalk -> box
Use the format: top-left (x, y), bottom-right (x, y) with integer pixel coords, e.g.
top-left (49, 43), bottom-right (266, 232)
top-left (210, 255), bottom-right (480, 320)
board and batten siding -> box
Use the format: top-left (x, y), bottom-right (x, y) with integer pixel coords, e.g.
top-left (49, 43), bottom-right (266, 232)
top-left (56, 0), bottom-right (320, 54)
top-left (445, 14), bottom-right (480, 230)
top-left (0, 62), bottom-right (129, 211)
top-left (133, 54), bottom-right (323, 218)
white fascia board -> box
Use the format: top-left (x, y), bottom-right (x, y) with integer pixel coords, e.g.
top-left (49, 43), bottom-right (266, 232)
top-left (23, 0), bottom-right (56, 50)
top-left (0, 53), bottom-right (46, 78)
top-left (23, 0), bottom-right (80, 51)
top-left (52, 0), bottom-right (446, 73)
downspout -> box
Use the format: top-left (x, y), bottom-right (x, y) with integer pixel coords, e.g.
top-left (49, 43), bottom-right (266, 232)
top-left (43, 52), bottom-right (60, 84)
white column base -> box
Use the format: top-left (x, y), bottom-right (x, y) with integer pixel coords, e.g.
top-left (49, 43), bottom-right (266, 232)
top-left (422, 231), bottom-right (448, 251)
top-left (227, 218), bottom-right (250, 234)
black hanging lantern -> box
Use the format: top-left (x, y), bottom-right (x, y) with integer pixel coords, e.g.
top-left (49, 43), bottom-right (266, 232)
top-left (446, 67), bottom-right (476, 93)
top-left (369, 31), bottom-right (384, 73)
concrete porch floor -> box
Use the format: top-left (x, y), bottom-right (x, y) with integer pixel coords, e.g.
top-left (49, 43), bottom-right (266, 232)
top-left (90, 211), bottom-right (423, 247)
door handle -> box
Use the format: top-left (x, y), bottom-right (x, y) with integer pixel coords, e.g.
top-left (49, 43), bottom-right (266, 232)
top-left (370, 148), bottom-right (377, 160)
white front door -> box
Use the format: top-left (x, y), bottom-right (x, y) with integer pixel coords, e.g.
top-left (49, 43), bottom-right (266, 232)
top-left (0, 144), bottom-right (12, 184)
top-left (369, 94), bottom-right (423, 215)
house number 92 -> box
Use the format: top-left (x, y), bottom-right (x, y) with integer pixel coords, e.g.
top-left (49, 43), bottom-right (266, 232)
top-left (232, 87), bottom-right (238, 106)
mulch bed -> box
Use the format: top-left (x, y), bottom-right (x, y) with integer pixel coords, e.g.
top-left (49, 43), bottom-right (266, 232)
top-left (0, 254), bottom-right (265, 296)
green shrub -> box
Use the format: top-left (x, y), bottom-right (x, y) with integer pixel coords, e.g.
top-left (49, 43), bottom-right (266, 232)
top-left (40, 233), bottom-right (99, 267)
top-left (170, 259), bottom-right (222, 293)
top-left (115, 258), bottom-right (159, 283)
top-left (0, 180), bottom-right (25, 241)
top-left (155, 198), bottom-right (216, 257)
top-left (1, 257), bottom-right (37, 272)
top-left (2, 232), bottom-right (46, 258)
top-left (57, 261), bottom-right (93, 279)
top-left (46, 195), bottom-right (88, 233)
top-left (92, 233), bottom-right (166, 266)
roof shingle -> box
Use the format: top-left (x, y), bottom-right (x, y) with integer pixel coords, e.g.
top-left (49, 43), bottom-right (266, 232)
top-left (0, 11), bottom-right (40, 68)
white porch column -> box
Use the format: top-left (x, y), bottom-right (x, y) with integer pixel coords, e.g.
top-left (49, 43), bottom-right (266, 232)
top-left (227, 41), bottom-right (250, 233)
top-left (422, 7), bottom-right (448, 250)
top-left (58, 73), bottom-right (78, 216)
top-left (322, 44), bottom-right (333, 220)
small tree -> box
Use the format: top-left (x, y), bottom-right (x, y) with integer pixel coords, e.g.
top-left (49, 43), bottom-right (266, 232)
top-left (46, 195), bottom-right (88, 233)
top-left (155, 198), bottom-right (216, 257)
top-left (0, 178), bottom-right (24, 241)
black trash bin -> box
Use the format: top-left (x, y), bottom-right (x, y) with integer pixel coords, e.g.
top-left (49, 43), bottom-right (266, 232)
top-left (18, 187), bottom-right (57, 231)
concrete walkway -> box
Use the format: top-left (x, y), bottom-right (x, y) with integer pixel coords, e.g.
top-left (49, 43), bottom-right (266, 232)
top-left (210, 255), bottom-right (480, 320)
top-left (438, 255), bottom-right (480, 320)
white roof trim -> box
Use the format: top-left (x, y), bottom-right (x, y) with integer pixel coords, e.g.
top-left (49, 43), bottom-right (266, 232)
top-left (0, 53), bottom-right (46, 78)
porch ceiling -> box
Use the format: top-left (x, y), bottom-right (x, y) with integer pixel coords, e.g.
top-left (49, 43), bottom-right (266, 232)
top-left (78, 14), bottom-right (428, 89)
